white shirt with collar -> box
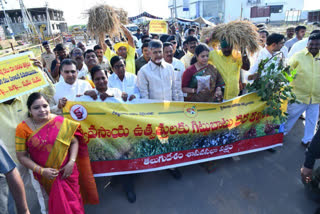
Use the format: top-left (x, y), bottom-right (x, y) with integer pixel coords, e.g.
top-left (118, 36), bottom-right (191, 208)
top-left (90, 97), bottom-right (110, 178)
top-left (108, 72), bottom-right (140, 98)
top-left (137, 60), bottom-right (183, 101)
top-left (58, 64), bottom-right (90, 82)
top-left (247, 47), bottom-right (284, 84)
top-left (54, 79), bottom-right (92, 103)
top-left (288, 38), bottom-right (308, 59)
top-left (171, 58), bottom-right (185, 98)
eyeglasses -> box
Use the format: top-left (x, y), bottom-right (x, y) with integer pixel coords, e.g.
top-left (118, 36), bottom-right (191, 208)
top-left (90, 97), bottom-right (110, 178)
top-left (171, 41), bottom-right (177, 44)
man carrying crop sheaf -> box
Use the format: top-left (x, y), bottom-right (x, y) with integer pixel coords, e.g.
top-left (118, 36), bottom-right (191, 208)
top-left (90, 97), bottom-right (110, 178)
top-left (208, 39), bottom-right (250, 100)
top-left (103, 24), bottom-right (136, 74)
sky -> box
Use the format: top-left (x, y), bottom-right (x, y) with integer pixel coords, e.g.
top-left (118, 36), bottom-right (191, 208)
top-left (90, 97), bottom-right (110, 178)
top-left (4, 0), bottom-right (320, 25)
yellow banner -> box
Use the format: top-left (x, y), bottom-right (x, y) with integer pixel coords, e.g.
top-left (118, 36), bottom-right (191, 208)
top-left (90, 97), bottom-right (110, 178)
top-left (64, 93), bottom-right (285, 176)
top-left (0, 52), bottom-right (48, 103)
top-left (149, 20), bottom-right (168, 34)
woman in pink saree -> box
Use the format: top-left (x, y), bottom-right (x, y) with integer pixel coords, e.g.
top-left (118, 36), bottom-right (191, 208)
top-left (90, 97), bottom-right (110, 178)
top-left (16, 92), bottom-right (99, 214)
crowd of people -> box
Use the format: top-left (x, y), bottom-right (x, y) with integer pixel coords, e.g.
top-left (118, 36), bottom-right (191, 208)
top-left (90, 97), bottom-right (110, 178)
top-left (0, 21), bottom-right (320, 214)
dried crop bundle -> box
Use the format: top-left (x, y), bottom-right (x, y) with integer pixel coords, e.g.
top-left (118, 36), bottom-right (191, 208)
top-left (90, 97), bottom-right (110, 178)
top-left (210, 20), bottom-right (260, 54)
top-left (87, 4), bottom-right (121, 38)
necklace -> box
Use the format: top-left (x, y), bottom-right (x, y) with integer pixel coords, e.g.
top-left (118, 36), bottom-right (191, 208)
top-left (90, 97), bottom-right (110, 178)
top-left (31, 117), bottom-right (50, 145)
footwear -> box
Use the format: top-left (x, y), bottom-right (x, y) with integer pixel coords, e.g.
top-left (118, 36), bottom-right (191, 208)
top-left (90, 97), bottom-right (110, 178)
top-left (301, 141), bottom-right (310, 148)
top-left (167, 168), bottom-right (182, 180)
top-left (299, 115), bottom-right (305, 120)
top-left (126, 191), bottom-right (136, 203)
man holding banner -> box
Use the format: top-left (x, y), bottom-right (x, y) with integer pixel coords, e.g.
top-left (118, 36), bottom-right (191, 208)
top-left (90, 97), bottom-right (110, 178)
top-left (137, 40), bottom-right (184, 179)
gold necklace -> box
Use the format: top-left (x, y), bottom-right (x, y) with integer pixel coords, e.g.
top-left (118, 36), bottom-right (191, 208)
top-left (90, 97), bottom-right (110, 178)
top-left (31, 117), bottom-right (50, 145)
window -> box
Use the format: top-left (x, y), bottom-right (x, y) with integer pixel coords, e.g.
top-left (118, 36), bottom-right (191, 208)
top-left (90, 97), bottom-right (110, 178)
top-left (251, 6), bottom-right (270, 18)
top-left (270, 5), bottom-right (283, 14)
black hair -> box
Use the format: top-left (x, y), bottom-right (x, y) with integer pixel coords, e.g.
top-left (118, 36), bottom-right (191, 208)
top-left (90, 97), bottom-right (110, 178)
top-left (27, 92), bottom-right (48, 110)
top-left (309, 33), bottom-right (320, 41)
top-left (188, 28), bottom-right (196, 35)
top-left (295, 25), bottom-right (306, 33)
top-left (190, 43), bottom-right (210, 65)
top-left (55, 43), bottom-right (65, 51)
top-left (186, 35), bottom-right (198, 44)
top-left (90, 65), bottom-right (108, 80)
top-left (110, 55), bottom-right (125, 68)
top-left (60, 59), bottom-right (77, 71)
top-left (183, 40), bottom-right (188, 46)
top-left (26, 92), bottom-right (49, 117)
top-left (143, 38), bottom-right (151, 44)
top-left (266, 33), bottom-right (285, 46)
top-left (93, 45), bottom-right (102, 51)
top-left (310, 30), bottom-right (320, 35)
top-left (163, 42), bottom-right (173, 49)
top-left (141, 42), bottom-right (149, 50)
top-left (42, 41), bottom-right (49, 46)
top-left (83, 49), bottom-right (97, 58)
top-left (259, 30), bottom-right (269, 37)
top-left (141, 35), bottom-right (150, 42)
top-left (166, 35), bottom-right (176, 42)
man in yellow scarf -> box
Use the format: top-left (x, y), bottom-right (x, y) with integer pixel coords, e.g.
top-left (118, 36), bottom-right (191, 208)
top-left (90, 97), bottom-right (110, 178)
top-left (103, 24), bottom-right (136, 74)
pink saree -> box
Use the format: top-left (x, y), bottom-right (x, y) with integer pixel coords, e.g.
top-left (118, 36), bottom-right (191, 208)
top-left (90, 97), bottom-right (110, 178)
top-left (25, 116), bottom-right (99, 214)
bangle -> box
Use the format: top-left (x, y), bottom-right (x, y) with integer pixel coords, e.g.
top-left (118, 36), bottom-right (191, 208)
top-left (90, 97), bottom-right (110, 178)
top-left (40, 168), bottom-right (44, 175)
top-left (70, 158), bottom-right (76, 162)
top-left (33, 165), bottom-right (37, 172)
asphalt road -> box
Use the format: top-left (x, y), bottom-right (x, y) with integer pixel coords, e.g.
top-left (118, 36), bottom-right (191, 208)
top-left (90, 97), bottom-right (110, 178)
top-left (84, 119), bottom-right (319, 214)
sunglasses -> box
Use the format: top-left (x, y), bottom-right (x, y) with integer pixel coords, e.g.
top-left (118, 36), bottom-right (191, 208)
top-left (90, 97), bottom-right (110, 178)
top-left (171, 41), bottom-right (177, 44)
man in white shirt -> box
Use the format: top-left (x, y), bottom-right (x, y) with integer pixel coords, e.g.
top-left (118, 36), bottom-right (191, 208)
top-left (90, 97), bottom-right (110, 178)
top-left (75, 65), bottom-right (136, 203)
top-left (288, 30), bottom-right (320, 59)
top-left (108, 56), bottom-right (140, 101)
top-left (137, 40), bottom-right (183, 179)
top-left (163, 42), bottom-right (185, 99)
top-left (70, 47), bottom-right (90, 80)
top-left (94, 45), bottom-right (111, 73)
top-left (248, 33), bottom-right (286, 82)
top-left (80, 65), bottom-right (123, 101)
top-left (84, 49), bottom-right (100, 75)
top-left (54, 59), bottom-right (92, 110)
top-left (137, 40), bottom-right (183, 102)
top-left (284, 25), bottom-right (306, 52)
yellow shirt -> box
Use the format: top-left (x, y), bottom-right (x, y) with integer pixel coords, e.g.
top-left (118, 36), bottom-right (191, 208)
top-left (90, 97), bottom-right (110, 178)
top-left (289, 48), bottom-right (320, 104)
top-left (104, 44), bottom-right (136, 74)
top-left (181, 51), bottom-right (194, 69)
top-left (209, 50), bottom-right (242, 100)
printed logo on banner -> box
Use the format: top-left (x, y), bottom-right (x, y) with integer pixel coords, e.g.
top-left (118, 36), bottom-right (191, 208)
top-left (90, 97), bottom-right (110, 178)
top-left (184, 104), bottom-right (198, 118)
top-left (70, 104), bottom-right (88, 121)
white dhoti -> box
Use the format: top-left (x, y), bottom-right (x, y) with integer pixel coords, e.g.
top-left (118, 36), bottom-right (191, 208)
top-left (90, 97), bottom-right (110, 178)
top-left (284, 102), bottom-right (319, 143)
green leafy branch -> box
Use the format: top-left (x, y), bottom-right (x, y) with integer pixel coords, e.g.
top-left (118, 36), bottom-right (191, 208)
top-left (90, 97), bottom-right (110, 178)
top-left (246, 53), bottom-right (298, 123)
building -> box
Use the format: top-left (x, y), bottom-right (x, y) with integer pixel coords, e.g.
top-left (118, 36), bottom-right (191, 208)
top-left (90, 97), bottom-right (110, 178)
top-left (308, 10), bottom-right (320, 23)
top-left (168, 0), bottom-right (305, 24)
top-left (0, 7), bottom-right (68, 37)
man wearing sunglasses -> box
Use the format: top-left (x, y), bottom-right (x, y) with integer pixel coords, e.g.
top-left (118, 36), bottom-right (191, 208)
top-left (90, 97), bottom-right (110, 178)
top-left (166, 35), bottom-right (185, 59)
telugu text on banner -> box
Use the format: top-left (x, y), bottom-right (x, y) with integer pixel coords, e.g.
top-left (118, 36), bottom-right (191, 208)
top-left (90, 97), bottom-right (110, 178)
top-left (64, 93), bottom-right (285, 177)
top-left (0, 52), bottom-right (48, 103)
